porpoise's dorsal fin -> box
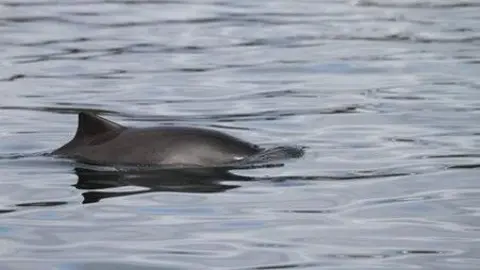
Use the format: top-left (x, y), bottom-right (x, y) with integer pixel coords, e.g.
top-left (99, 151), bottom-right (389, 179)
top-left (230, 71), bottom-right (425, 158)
top-left (73, 112), bottom-right (125, 142)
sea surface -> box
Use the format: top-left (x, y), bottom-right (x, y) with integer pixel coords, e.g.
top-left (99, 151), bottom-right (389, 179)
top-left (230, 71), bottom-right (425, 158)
top-left (1, 0), bottom-right (479, 269)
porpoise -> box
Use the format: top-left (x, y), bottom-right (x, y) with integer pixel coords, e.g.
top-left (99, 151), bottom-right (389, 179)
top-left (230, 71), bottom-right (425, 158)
top-left (53, 112), bottom-right (303, 168)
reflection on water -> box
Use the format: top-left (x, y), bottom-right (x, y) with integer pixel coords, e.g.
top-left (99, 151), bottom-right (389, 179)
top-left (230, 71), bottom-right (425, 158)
top-left (73, 167), bottom-right (248, 204)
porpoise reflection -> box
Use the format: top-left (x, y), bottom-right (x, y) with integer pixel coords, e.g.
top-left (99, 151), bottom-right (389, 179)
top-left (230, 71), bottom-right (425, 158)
top-left (53, 112), bottom-right (304, 168)
top-left (74, 167), bottom-right (251, 204)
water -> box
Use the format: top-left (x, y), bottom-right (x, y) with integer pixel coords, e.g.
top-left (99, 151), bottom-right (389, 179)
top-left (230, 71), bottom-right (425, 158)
top-left (1, 0), bottom-right (479, 269)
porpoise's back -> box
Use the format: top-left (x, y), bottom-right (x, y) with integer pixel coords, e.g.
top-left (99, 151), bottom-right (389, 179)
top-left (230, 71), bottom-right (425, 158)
top-left (53, 112), bottom-right (262, 167)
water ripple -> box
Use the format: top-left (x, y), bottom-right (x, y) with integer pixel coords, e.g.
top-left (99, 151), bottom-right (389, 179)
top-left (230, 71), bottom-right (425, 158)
top-left (1, 0), bottom-right (480, 269)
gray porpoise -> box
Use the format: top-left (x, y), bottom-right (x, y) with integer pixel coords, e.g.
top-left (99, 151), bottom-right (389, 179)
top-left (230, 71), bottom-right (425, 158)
top-left (53, 112), bottom-right (263, 167)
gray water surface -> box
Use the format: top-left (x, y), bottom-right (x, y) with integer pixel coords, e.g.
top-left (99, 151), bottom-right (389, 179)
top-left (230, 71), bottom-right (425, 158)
top-left (1, 0), bottom-right (479, 269)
